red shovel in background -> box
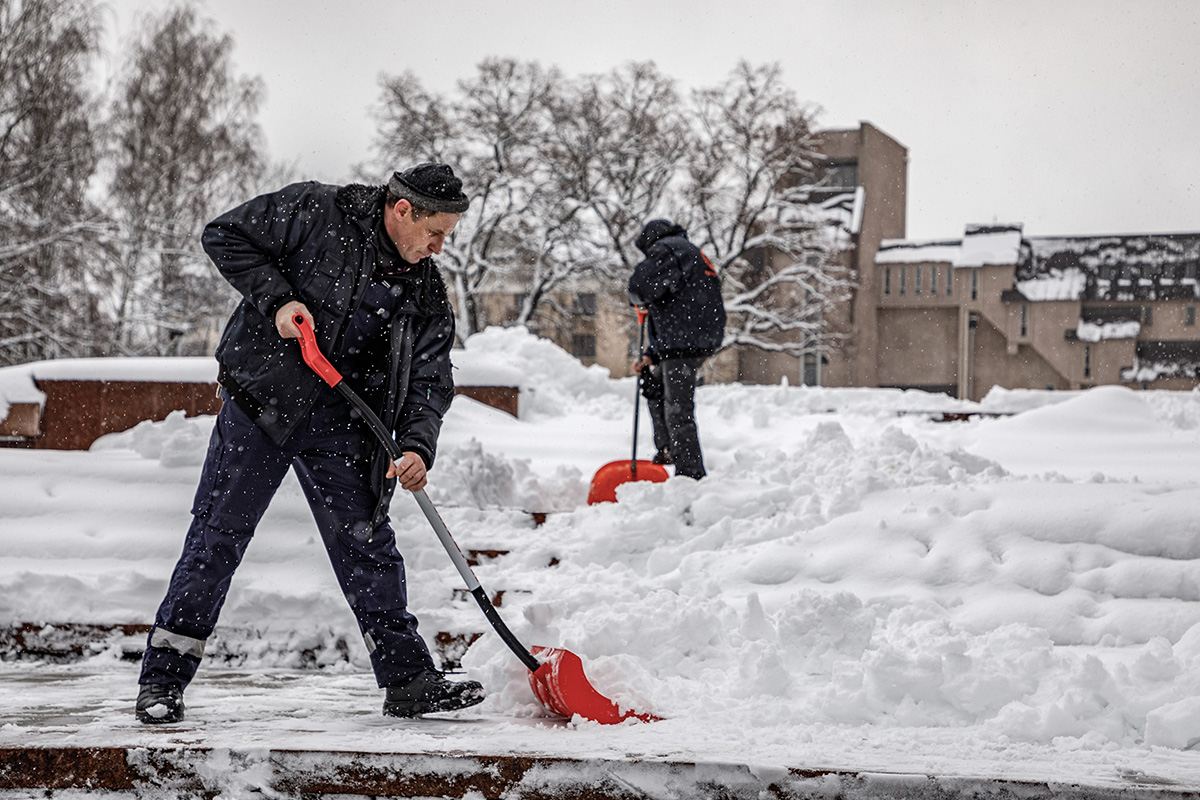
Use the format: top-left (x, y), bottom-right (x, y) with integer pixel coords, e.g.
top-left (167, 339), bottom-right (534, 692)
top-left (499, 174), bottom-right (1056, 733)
top-left (587, 307), bottom-right (669, 504)
top-left (293, 314), bottom-right (658, 724)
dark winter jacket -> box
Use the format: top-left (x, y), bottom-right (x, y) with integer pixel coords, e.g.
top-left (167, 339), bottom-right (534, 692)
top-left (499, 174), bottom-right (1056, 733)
top-left (202, 181), bottom-right (455, 522)
top-left (627, 220), bottom-right (726, 360)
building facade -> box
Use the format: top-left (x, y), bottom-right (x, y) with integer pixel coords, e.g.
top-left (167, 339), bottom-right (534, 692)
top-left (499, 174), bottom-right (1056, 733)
top-left (454, 119), bottom-right (1200, 399)
top-left (869, 225), bottom-right (1200, 399)
top-left (805, 123), bottom-right (909, 389)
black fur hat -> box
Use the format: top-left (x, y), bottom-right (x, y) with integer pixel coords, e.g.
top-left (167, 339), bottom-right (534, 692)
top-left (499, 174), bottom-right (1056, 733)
top-left (387, 163), bottom-right (470, 214)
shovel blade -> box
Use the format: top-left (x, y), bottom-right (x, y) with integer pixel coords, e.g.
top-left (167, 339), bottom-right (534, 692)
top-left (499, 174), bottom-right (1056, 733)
top-left (528, 646), bottom-right (659, 724)
top-left (587, 460), bottom-right (669, 505)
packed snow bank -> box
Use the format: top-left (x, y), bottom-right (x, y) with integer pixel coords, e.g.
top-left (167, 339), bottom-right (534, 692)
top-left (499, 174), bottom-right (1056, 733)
top-left (3, 326), bottom-right (1200, 779)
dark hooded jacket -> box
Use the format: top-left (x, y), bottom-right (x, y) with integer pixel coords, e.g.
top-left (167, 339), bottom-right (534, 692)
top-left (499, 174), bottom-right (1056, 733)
top-left (627, 220), bottom-right (726, 360)
top-left (202, 181), bottom-right (455, 524)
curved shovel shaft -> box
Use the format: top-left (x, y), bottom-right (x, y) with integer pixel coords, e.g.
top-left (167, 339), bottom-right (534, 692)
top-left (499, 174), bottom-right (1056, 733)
top-left (411, 488), bottom-right (540, 674)
top-left (292, 315), bottom-right (658, 724)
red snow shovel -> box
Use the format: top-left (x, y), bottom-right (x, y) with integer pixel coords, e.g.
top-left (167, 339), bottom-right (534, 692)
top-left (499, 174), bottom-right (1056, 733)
top-left (587, 308), bottom-right (669, 504)
top-left (293, 314), bottom-right (658, 724)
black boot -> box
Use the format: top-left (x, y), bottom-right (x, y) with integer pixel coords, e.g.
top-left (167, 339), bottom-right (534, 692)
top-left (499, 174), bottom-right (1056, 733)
top-left (383, 670), bottom-right (485, 717)
top-left (135, 684), bottom-right (185, 724)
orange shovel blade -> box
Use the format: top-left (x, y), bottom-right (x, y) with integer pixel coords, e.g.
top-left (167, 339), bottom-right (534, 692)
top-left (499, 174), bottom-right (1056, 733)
top-left (528, 646), bottom-right (660, 724)
top-left (586, 459), bottom-right (669, 505)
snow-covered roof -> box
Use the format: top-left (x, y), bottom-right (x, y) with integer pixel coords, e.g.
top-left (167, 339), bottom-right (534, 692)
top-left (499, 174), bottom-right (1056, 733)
top-left (1018, 232), bottom-right (1200, 302)
top-left (954, 224), bottom-right (1023, 267)
top-left (816, 186), bottom-right (865, 235)
top-left (1075, 319), bottom-right (1140, 343)
top-left (0, 348), bottom-right (525, 421)
top-left (784, 187), bottom-right (863, 247)
top-left (879, 227), bottom-right (1200, 304)
top-left (0, 358), bottom-right (220, 418)
top-left (1121, 340), bottom-right (1200, 382)
top-left (876, 223), bottom-right (1023, 268)
top-left (875, 239), bottom-right (962, 264)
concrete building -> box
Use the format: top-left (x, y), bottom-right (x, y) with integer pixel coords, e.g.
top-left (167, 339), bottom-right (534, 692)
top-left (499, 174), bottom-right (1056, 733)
top-left (795, 123), bottom-right (909, 389)
top-left (454, 120), bottom-right (1200, 399)
top-left (869, 226), bottom-right (1200, 399)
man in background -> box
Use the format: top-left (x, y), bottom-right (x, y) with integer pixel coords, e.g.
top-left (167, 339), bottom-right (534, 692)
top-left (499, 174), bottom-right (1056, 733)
top-left (628, 219), bottom-right (726, 480)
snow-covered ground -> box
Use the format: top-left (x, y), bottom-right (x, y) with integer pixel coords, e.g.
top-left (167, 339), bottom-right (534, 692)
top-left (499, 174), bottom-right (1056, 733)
top-left (3, 326), bottom-right (1200, 790)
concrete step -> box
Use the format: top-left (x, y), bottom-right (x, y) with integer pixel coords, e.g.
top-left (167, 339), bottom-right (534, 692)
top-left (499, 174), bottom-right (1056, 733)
top-left (0, 622), bottom-right (483, 672)
top-left (0, 622), bottom-right (150, 663)
top-left (1, 744), bottom-right (1190, 800)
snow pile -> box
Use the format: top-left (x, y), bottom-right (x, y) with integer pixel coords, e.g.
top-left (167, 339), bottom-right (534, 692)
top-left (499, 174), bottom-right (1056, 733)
top-left (451, 325), bottom-right (626, 420)
top-left (3, 326), bottom-right (1200, 779)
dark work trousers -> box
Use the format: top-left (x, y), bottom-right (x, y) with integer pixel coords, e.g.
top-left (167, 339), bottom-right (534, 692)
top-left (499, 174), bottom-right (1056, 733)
top-left (139, 392), bottom-right (435, 690)
top-left (641, 356), bottom-right (708, 479)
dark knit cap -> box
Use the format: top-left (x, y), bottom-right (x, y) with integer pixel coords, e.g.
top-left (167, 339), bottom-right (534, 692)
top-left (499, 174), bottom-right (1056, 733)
top-left (387, 163), bottom-right (470, 214)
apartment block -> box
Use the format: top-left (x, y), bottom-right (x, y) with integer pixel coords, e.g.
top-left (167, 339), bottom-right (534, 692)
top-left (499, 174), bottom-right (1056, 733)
top-left (871, 225), bottom-right (1200, 399)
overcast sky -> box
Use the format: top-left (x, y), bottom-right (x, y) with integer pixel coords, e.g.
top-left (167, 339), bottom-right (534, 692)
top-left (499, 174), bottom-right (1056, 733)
top-left (100, 0), bottom-right (1200, 241)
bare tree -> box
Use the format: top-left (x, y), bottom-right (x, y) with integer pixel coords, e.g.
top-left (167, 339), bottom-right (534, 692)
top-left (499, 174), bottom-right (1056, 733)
top-left (546, 61), bottom-right (689, 273)
top-left (372, 59), bottom-right (571, 340)
top-left (106, 3), bottom-right (265, 356)
top-left (680, 61), bottom-right (853, 357)
top-left (0, 0), bottom-right (107, 366)
top-left (369, 58), bottom-right (854, 359)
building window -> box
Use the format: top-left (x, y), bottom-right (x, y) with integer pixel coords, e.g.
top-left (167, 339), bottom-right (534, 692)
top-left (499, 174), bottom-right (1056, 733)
top-left (1142, 306), bottom-right (1153, 326)
top-left (575, 293), bottom-right (597, 316)
top-left (802, 353), bottom-right (819, 386)
top-left (825, 161), bottom-right (858, 188)
top-left (970, 269), bottom-right (978, 301)
top-left (1083, 344), bottom-right (1092, 378)
top-left (899, 267), bottom-right (907, 296)
top-left (930, 266), bottom-right (938, 295)
top-left (511, 293), bottom-right (528, 321)
top-left (1186, 306), bottom-right (1196, 326)
top-left (884, 267), bottom-right (891, 296)
top-left (946, 267), bottom-right (953, 296)
top-left (1020, 304), bottom-right (1028, 337)
top-left (915, 266), bottom-right (922, 295)
top-left (571, 334), bottom-right (596, 359)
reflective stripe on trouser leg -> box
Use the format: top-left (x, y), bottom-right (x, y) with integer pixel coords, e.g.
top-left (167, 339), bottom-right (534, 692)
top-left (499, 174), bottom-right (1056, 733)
top-left (140, 622), bottom-right (208, 688)
top-left (149, 625), bottom-right (207, 660)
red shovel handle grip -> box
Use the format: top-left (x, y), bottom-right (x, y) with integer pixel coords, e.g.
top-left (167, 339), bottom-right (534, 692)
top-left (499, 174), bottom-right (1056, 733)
top-left (293, 315), bottom-right (342, 387)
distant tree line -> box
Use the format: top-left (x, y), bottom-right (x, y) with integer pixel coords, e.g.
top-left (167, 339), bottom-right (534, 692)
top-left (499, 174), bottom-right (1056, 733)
top-left (0, 0), bottom-right (269, 365)
top-left (1, 0), bottom-right (852, 368)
